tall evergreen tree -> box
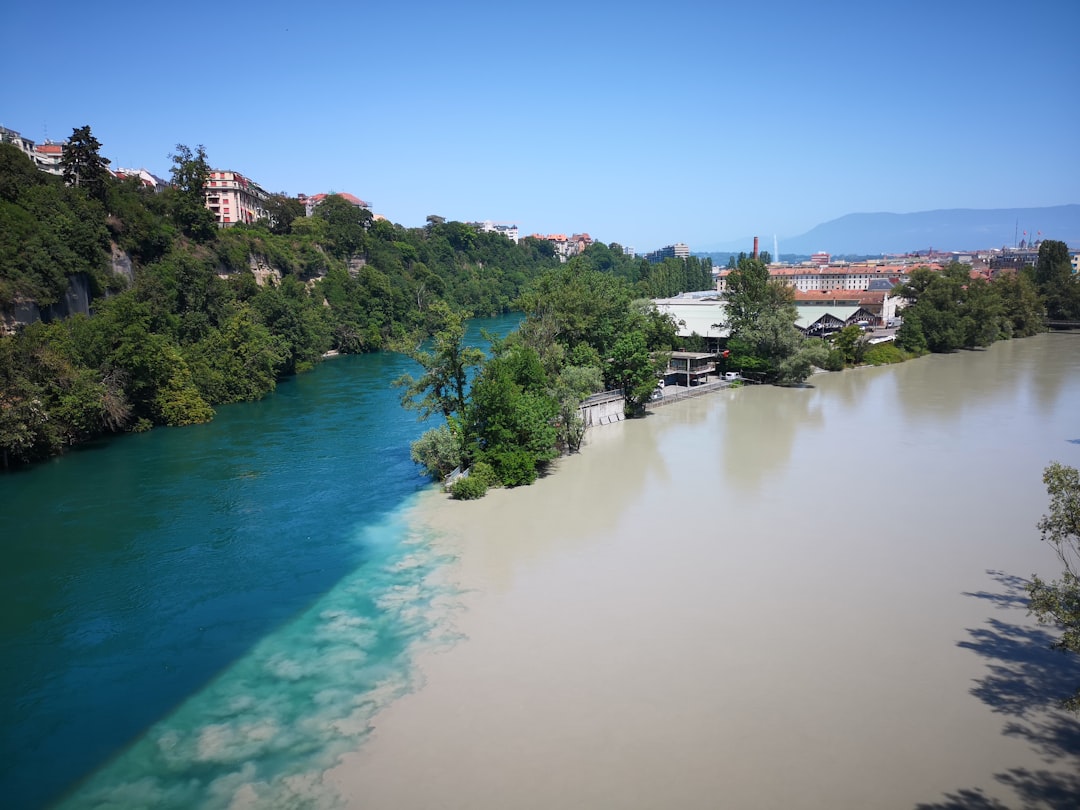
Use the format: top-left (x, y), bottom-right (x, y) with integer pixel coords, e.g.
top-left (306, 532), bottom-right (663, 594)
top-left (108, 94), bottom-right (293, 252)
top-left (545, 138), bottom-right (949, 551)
top-left (61, 125), bottom-right (110, 202)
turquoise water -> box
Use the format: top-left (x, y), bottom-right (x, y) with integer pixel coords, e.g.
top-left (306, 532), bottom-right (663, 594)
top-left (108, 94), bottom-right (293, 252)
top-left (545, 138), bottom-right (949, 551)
top-left (0, 314), bottom-right (520, 809)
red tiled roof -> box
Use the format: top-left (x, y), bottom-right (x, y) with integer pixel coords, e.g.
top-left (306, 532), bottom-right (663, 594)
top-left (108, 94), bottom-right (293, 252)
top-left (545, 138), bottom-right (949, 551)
top-left (304, 192), bottom-right (370, 207)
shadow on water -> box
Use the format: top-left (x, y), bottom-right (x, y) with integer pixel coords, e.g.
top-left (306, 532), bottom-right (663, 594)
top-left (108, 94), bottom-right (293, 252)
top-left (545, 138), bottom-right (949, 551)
top-left (915, 570), bottom-right (1080, 809)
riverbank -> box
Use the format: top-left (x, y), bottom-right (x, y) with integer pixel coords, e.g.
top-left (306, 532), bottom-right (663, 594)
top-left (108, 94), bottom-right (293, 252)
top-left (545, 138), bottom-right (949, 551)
top-left (328, 334), bottom-right (1080, 809)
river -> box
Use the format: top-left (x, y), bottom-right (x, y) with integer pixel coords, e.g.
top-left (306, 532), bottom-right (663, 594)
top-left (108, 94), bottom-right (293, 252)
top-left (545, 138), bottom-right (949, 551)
top-left (329, 332), bottom-right (1080, 809)
top-left (3, 329), bottom-right (1080, 809)
top-left (0, 314), bottom-right (521, 809)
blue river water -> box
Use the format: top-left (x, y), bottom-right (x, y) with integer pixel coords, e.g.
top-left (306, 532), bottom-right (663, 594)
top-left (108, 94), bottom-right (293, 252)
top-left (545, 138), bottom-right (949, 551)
top-left (0, 314), bottom-right (521, 809)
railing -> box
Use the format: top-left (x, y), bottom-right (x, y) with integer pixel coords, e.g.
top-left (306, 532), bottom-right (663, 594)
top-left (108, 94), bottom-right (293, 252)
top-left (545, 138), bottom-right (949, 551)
top-left (646, 378), bottom-right (737, 408)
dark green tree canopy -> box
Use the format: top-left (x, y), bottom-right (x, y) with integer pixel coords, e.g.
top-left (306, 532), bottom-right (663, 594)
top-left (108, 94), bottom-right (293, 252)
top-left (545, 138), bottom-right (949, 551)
top-left (314, 194), bottom-right (373, 259)
top-left (895, 261), bottom-right (1044, 353)
top-left (1033, 240), bottom-right (1080, 321)
top-left (167, 144), bottom-right (216, 241)
top-left (61, 125), bottom-right (111, 201)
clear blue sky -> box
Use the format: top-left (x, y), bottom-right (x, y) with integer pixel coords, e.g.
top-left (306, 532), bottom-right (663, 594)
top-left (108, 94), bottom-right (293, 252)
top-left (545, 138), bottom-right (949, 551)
top-left (3, 0), bottom-right (1077, 252)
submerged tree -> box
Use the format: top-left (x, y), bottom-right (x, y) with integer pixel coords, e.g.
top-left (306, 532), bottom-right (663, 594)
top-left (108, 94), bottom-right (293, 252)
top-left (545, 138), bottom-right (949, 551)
top-left (1027, 462), bottom-right (1080, 712)
top-left (396, 302), bottom-right (484, 478)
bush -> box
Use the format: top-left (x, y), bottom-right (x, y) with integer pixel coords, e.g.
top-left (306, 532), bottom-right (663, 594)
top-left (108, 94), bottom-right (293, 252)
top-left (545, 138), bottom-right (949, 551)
top-left (863, 343), bottom-right (907, 365)
top-left (821, 348), bottom-right (845, 371)
top-left (486, 447), bottom-right (538, 487)
top-left (410, 424), bottom-right (462, 480)
top-left (469, 461), bottom-right (497, 487)
top-left (450, 472), bottom-right (488, 500)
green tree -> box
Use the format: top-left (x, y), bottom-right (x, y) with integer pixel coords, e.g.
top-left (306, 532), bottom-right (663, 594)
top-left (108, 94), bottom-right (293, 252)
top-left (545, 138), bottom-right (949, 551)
top-left (959, 276), bottom-right (1004, 347)
top-left (518, 262), bottom-right (633, 360)
top-left (1027, 462), bottom-right (1080, 712)
top-left (896, 264), bottom-right (1006, 353)
top-left (724, 254), bottom-right (816, 383)
top-left (410, 423), bottom-right (464, 480)
top-left (264, 193), bottom-right (305, 235)
top-left (610, 329), bottom-right (662, 411)
top-left (895, 265), bottom-right (966, 353)
top-left (0, 141), bottom-right (44, 203)
top-left (61, 125), bottom-right (111, 202)
top-left (467, 350), bottom-right (557, 486)
top-left (1034, 239), bottom-right (1080, 321)
top-left (167, 144), bottom-right (216, 241)
top-left (314, 194), bottom-right (372, 259)
top-left (996, 271), bottom-right (1044, 338)
top-left (832, 324), bottom-right (866, 366)
top-left (552, 364), bottom-right (602, 452)
top-left (396, 301), bottom-right (484, 429)
top-left (891, 266), bottom-right (932, 302)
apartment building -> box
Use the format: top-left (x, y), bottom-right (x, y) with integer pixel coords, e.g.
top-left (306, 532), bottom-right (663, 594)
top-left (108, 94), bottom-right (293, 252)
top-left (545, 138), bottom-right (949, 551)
top-left (204, 170), bottom-right (270, 227)
top-left (298, 192), bottom-right (371, 218)
top-left (0, 125), bottom-right (38, 162)
top-left (527, 233), bottom-right (593, 260)
top-left (114, 167), bottom-right (168, 192)
top-left (469, 220), bottom-right (520, 243)
top-left (645, 243), bottom-right (690, 263)
top-left (716, 263), bottom-right (927, 293)
top-left (33, 142), bottom-right (65, 175)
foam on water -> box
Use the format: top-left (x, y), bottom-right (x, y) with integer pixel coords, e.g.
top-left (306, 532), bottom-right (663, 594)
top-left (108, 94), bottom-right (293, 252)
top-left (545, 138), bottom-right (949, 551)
top-left (57, 500), bottom-right (459, 810)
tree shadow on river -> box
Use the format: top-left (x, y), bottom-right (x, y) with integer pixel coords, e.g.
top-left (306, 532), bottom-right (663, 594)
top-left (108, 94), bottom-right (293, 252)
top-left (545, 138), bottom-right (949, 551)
top-left (914, 570), bottom-right (1080, 809)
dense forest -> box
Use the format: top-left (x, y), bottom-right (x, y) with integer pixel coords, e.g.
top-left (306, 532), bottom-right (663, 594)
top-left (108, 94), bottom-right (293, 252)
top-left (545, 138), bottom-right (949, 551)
top-left (0, 134), bottom-right (712, 468)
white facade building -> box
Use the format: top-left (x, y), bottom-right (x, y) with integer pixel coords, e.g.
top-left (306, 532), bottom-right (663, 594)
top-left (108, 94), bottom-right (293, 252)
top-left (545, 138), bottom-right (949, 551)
top-left (204, 170), bottom-right (270, 227)
top-left (471, 220), bottom-right (520, 243)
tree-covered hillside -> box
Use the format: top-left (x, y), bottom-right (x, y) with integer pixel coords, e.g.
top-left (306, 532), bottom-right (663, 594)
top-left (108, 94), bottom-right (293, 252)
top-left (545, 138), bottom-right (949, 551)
top-left (0, 135), bottom-right (572, 467)
top-left (0, 126), bottom-right (723, 469)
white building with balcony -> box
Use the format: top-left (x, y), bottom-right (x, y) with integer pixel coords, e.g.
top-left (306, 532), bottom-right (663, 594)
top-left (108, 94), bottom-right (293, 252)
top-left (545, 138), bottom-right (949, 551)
top-left (204, 170), bottom-right (270, 227)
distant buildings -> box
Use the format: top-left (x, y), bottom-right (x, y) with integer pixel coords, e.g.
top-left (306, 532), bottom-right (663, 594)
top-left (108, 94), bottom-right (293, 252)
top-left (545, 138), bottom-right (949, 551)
top-left (810, 252), bottom-right (830, 266)
top-left (298, 192), bottom-right (371, 218)
top-left (114, 167), bottom-right (167, 192)
top-left (1, 125), bottom-right (66, 174)
top-left (988, 249), bottom-right (1038, 276)
top-left (469, 220), bottom-right (519, 243)
top-left (33, 142), bottom-right (65, 175)
top-left (528, 232), bottom-right (593, 260)
top-left (715, 262), bottom-right (925, 293)
top-left (0, 125), bottom-right (38, 164)
top-left (645, 243), bottom-right (690, 263)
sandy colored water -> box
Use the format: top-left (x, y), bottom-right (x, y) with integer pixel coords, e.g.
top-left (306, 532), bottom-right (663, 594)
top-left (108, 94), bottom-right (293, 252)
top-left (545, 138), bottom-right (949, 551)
top-left (329, 336), bottom-right (1080, 809)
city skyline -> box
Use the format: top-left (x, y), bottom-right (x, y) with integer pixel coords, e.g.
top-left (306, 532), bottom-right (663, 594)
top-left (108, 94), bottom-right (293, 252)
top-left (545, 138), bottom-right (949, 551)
top-left (4, 0), bottom-right (1078, 252)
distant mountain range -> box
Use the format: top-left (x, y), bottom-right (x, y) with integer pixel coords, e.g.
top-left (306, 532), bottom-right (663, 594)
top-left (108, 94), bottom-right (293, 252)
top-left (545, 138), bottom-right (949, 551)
top-left (704, 205), bottom-right (1080, 255)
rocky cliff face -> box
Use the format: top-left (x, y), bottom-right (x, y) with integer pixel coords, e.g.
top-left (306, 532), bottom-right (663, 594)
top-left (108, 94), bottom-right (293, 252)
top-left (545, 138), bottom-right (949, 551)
top-left (111, 244), bottom-right (134, 284)
top-left (5, 273), bottom-right (92, 330)
top-left (1, 243), bottom-right (134, 334)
